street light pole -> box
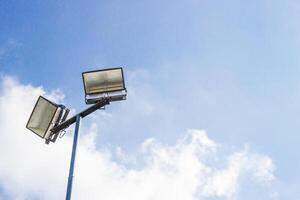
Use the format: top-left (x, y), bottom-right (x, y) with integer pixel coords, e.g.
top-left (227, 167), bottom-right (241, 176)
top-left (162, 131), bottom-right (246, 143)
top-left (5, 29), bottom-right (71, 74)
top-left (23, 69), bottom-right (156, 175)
top-left (26, 68), bottom-right (127, 200)
top-left (66, 114), bottom-right (81, 200)
top-left (50, 99), bottom-right (110, 200)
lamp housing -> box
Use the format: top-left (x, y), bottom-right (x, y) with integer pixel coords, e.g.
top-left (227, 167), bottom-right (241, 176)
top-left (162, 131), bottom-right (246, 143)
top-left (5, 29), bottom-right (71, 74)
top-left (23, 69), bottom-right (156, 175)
top-left (26, 96), bottom-right (69, 141)
top-left (82, 67), bottom-right (127, 104)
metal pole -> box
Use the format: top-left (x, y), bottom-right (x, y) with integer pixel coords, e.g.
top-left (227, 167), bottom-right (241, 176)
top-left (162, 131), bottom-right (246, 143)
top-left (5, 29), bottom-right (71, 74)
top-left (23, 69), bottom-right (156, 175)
top-left (66, 115), bottom-right (81, 200)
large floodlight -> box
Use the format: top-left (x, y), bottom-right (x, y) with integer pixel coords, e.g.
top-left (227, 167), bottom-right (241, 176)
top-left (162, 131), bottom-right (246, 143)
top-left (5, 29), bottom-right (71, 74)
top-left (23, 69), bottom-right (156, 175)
top-left (26, 96), bottom-right (69, 142)
top-left (82, 67), bottom-right (127, 104)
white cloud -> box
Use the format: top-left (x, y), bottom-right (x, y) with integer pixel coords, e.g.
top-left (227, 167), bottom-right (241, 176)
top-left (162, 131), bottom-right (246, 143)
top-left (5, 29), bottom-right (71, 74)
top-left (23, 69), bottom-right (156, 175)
top-left (0, 76), bottom-right (275, 200)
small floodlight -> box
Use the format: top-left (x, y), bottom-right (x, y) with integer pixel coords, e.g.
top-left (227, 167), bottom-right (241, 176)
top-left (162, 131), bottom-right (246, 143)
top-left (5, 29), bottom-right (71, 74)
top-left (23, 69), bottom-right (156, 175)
top-left (82, 67), bottom-right (127, 104)
top-left (26, 96), bottom-right (69, 142)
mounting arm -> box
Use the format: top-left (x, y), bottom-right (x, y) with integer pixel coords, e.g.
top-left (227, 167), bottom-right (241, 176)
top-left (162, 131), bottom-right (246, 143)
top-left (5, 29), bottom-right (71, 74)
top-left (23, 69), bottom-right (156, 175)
top-left (46, 98), bottom-right (110, 144)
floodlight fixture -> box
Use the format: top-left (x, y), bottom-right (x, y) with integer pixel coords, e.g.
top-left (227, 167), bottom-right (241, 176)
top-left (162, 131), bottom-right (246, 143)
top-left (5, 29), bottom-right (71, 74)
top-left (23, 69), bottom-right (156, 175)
top-left (26, 67), bottom-right (127, 200)
top-left (26, 96), bottom-right (69, 142)
top-left (82, 67), bottom-right (127, 104)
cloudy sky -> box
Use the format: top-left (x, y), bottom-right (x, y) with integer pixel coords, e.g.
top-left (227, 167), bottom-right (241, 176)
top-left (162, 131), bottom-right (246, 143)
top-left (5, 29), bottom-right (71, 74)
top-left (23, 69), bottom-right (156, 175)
top-left (0, 0), bottom-right (299, 199)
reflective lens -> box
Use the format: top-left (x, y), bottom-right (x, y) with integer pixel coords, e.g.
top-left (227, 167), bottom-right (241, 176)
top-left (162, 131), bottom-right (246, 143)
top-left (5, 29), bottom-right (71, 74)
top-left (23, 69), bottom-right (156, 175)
top-left (83, 68), bottom-right (125, 95)
top-left (26, 96), bottom-right (58, 138)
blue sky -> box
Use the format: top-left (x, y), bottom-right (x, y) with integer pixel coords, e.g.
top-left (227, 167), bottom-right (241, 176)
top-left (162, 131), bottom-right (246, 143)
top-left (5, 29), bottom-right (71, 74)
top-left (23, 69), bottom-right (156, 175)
top-left (0, 0), bottom-right (300, 199)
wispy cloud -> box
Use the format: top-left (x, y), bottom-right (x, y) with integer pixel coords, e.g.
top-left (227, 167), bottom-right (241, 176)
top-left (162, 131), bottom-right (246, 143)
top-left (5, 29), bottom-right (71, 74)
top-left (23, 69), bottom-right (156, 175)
top-left (0, 39), bottom-right (22, 61)
top-left (0, 76), bottom-right (275, 199)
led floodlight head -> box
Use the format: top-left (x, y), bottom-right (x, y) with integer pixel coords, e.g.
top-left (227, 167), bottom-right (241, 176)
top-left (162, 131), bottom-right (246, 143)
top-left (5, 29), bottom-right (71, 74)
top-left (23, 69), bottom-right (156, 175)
top-left (82, 67), bottom-right (127, 104)
top-left (26, 96), bottom-right (69, 142)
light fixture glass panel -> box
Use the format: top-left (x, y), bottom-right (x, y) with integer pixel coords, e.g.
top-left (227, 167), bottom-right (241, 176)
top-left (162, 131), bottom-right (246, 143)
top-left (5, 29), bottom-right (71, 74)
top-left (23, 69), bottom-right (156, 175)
top-left (83, 68), bottom-right (125, 95)
top-left (26, 96), bottom-right (58, 138)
